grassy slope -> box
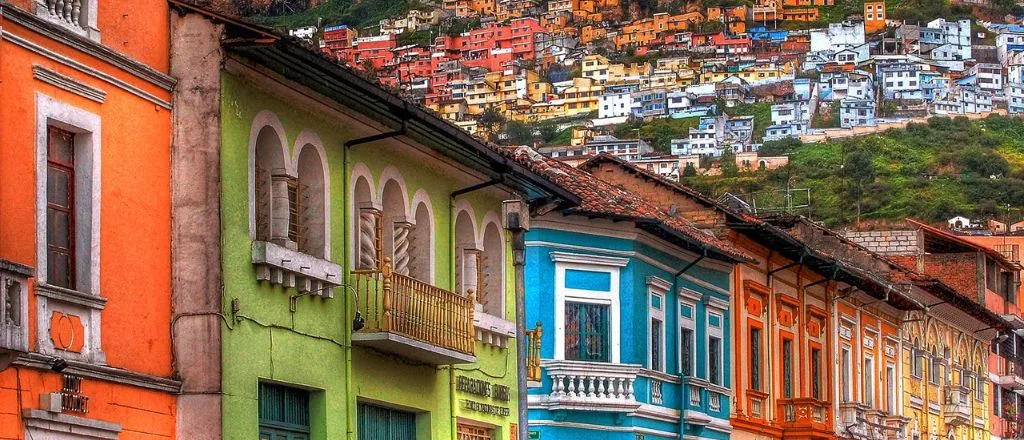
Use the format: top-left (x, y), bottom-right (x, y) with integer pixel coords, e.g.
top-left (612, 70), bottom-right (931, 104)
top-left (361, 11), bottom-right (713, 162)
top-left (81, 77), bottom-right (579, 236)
top-left (248, 0), bottom-right (418, 31)
top-left (684, 115), bottom-right (1024, 228)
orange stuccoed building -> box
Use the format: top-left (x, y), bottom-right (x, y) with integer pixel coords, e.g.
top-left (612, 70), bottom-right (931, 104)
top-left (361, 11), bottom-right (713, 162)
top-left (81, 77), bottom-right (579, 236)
top-left (0, 0), bottom-right (178, 438)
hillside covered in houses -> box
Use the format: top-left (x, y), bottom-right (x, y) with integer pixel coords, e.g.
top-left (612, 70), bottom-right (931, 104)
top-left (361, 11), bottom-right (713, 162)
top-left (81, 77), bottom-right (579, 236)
top-left (230, 0), bottom-right (1024, 228)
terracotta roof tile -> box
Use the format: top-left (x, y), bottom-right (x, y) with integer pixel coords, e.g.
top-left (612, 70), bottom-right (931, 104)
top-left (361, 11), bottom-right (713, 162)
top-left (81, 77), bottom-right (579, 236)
top-left (501, 147), bottom-right (753, 262)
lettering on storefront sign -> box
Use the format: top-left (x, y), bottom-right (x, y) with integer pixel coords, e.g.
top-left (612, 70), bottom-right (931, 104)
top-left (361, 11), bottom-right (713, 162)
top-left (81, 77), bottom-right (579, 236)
top-left (528, 431), bottom-right (540, 440)
top-left (457, 375), bottom-right (510, 402)
top-left (461, 399), bottom-right (510, 417)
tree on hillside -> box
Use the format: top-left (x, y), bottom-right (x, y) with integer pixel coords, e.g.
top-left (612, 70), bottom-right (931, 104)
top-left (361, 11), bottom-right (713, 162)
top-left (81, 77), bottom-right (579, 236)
top-left (843, 149), bottom-right (876, 226)
top-left (721, 149), bottom-right (739, 177)
top-left (504, 120), bottom-right (535, 146)
top-left (477, 106), bottom-right (505, 141)
top-left (683, 162), bottom-right (698, 177)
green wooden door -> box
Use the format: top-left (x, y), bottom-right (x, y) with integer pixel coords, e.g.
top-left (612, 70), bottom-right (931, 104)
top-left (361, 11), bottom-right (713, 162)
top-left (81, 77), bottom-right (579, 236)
top-left (358, 403), bottom-right (416, 440)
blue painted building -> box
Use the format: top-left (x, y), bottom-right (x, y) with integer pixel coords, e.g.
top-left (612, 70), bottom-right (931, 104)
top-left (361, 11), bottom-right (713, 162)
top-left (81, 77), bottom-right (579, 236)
top-left (506, 149), bottom-right (749, 440)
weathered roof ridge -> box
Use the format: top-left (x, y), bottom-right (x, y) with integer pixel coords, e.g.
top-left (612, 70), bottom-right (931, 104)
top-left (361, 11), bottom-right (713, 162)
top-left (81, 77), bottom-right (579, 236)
top-left (502, 147), bottom-right (754, 263)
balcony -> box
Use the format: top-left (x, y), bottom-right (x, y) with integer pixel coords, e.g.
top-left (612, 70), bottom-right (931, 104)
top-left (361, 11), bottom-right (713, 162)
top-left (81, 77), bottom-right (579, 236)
top-left (350, 259), bottom-right (476, 365)
top-left (536, 360), bottom-right (641, 412)
top-left (943, 385), bottom-right (971, 426)
top-left (0, 260), bottom-right (33, 353)
top-left (837, 402), bottom-right (870, 438)
top-left (778, 398), bottom-right (833, 439)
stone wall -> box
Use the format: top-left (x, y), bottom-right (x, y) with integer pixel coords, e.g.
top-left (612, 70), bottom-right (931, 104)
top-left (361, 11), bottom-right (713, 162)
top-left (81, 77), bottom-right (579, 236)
top-left (843, 230), bottom-right (921, 255)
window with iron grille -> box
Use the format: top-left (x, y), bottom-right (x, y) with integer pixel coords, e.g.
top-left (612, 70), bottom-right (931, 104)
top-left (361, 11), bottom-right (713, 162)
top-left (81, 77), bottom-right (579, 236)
top-left (811, 348), bottom-right (822, 400)
top-left (565, 302), bottom-right (610, 362)
top-left (709, 336), bottom-right (721, 385)
top-left (457, 423), bottom-right (495, 440)
top-left (681, 328), bottom-right (694, 377)
top-left (359, 403), bottom-right (415, 440)
top-left (751, 327), bottom-right (762, 391)
top-left (46, 126), bottom-right (76, 290)
top-left (782, 338), bottom-right (793, 398)
top-left (651, 319), bottom-right (662, 371)
top-left (259, 383), bottom-right (310, 440)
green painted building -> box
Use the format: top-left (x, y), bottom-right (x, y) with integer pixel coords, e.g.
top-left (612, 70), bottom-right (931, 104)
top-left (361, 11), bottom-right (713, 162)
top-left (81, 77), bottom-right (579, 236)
top-left (168, 4), bottom-right (576, 440)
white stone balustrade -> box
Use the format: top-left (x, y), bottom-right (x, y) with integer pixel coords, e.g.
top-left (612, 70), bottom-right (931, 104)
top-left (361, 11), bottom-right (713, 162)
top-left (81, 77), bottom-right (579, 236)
top-left (541, 360), bottom-right (641, 411)
top-left (45, 0), bottom-right (82, 27)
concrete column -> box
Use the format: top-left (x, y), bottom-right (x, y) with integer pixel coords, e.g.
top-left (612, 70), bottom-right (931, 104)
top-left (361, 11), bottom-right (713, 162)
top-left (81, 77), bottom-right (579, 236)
top-left (170, 12), bottom-right (224, 440)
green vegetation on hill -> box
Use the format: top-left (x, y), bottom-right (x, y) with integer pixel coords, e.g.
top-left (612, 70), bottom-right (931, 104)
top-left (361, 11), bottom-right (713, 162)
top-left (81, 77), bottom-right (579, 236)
top-left (247, 0), bottom-right (431, 31)
top-left (684, 115), bottom-right (1024, 228)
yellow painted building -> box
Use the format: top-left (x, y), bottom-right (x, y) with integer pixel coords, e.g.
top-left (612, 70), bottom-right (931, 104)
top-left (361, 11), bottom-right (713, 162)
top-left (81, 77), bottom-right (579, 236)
top-left (700, 66), bottom-right (788, 83)
top-left (901, 313), bottom-right (991, 440)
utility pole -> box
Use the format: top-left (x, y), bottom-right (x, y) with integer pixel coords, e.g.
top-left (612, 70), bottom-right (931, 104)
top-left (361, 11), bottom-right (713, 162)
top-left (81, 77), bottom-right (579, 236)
top-left (504, 200), bottom-right (530, 440)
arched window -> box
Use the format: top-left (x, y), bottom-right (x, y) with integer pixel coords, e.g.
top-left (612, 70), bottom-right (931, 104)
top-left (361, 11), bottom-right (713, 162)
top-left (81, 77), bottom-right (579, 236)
top-left (353, 175), bottom-right (379, 270)
top-left (480, 221), bottom-right (504, 316)
top-left (295, 145), bottom-right (327, 258)
top-left (253, 126), bottom-right (291, 246)
top-left (409, 200), bottom-right (433, 282)
top-left (381, 179), bottom-right (409, 275)
top-left (454, 210), bottom-right (479, 298)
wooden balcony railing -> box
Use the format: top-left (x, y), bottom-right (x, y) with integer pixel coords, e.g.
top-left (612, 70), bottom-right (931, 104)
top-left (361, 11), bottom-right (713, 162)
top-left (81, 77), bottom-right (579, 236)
top-left (526, 323), bottom-right (543, 381)
top-left (351, 257), bottom-right (476, 356)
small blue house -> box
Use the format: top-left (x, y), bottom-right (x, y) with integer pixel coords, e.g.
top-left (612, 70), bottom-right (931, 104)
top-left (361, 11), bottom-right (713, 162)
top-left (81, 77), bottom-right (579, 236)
top-left (507, 149), bottom-right (748, 440)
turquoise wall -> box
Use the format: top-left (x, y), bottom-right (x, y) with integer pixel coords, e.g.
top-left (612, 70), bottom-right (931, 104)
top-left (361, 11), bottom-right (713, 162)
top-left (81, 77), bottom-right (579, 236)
top-left (524, 222), bottom-right (734, 440)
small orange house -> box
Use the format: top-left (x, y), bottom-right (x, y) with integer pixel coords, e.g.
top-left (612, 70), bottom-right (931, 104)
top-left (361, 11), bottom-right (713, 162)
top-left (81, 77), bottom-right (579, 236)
top-left (864, 1), bottom-right (886, 34)
top-left (0, 0), bottom-right (178, 439)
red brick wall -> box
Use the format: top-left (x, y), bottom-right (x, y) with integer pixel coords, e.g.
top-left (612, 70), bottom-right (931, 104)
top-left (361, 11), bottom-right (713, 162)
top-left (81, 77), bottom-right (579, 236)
top-left (921, 253), bottom-right (980, 298)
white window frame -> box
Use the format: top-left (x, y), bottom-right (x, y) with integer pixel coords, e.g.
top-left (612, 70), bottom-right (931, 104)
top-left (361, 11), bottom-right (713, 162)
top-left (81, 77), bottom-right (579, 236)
top-left (707, 307), bottom-right (725, 385)
top-left (552, 253), bottom-right (627, 363)
top-left (35, 93), bottom-right (101, 296)
top-left (679, 288), bottom-right (700, 378)
top-left (34, 92), bottom-right (105, 365)
top-left (841, 344), bottom-right (853, 403)
top-left (864, 355), bottom-right (875, 408)
top-left (886, 362), bottom-right (897, 414)
top-left (648, 276), bottom-right (669, 372)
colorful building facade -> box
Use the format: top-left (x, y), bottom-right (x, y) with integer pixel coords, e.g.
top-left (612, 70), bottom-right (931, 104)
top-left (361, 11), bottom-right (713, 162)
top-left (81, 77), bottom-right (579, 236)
top-left (169, 4), bottom-right (574, 440)
top-left (0, 0), bottom-right (178, 438)
top-left (514, 150), bottom-right (745, 440)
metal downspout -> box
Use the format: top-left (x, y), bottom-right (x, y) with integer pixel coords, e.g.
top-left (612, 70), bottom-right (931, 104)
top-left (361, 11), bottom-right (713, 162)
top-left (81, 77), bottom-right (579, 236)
top-left (343, 140), bottom-right (355, 440)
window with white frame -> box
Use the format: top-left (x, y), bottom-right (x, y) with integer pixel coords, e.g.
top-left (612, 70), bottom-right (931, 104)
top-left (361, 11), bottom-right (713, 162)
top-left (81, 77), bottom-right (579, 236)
top-left (886, 363), bottom-right (897, 414)
top-left (679, 301), bottom-right (696, 377)
top-left (553, 253), bottom-right (625, 363)
top-left (708, 311), bottom-right (724, 385)
top-left (864, 355), bottom-right (875, 407)
top-left (35, 93), bottom-right (105, 364)
top-left (36, 93), bottom-right (100, 296)
top-left (648, 277), bottom-right (668, 372)
top-left (842, 345), bottom-right (853, 402)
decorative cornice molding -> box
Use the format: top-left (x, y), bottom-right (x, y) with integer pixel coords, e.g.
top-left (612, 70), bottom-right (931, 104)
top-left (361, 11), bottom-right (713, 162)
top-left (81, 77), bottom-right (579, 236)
top-left (13, 352), bottom-right (181, 393)
top-left (646, 275), bottom-right (672, 293)
top-left (550, 251), bottom-right (630, 267)
top-left (33, 65), bottom-right (106, 102)
top-left (22, 409), bottom-right (121, 439)
top-left (36, 283), bottom-right (106, 310)
top-left (2, 4), bottom-right (175, 91)
top-left (1, 30), bottom-right (172, 109)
